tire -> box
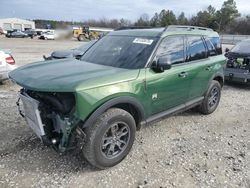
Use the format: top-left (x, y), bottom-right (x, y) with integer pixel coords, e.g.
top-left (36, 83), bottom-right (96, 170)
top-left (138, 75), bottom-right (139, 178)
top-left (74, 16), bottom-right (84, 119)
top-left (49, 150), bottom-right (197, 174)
top-left (82, 108), bottom-right (136, 169)
top-left (199, 80), bottom-right (221, 115)
top-left (77, 34), bottom-right (85, 41)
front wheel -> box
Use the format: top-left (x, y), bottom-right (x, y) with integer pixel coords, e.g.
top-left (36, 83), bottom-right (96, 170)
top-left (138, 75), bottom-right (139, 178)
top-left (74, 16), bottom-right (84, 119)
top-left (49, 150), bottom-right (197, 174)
top-left (82, 108), bottom-right (136, 169)
top-left (199, 80), bottom-right (221, 115)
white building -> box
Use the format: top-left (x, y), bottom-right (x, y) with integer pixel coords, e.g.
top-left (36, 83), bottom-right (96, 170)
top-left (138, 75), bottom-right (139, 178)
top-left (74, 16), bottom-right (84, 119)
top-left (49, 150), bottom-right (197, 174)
top-left (0, 18), bottom-right (35, 31)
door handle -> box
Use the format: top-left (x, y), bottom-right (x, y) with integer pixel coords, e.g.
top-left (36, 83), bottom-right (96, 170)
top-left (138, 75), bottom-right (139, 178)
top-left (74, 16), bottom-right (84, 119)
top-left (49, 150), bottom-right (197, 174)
top-left (178, 72), bottom-right (188, 78)
top-left (206, 65), bottom-right (212, 71)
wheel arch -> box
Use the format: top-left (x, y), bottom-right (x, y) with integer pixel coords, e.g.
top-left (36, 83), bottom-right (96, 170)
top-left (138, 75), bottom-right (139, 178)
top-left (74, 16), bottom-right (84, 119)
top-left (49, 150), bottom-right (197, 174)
top-left (212, 73), bottom-right (224, 87)
top-left (81, 96), bottom-right (146, 130)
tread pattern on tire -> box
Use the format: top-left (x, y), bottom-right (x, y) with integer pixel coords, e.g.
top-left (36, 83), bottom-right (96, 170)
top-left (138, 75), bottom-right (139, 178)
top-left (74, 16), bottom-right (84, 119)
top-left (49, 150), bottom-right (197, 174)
top-left (82, 108), bottom-right (136, 169)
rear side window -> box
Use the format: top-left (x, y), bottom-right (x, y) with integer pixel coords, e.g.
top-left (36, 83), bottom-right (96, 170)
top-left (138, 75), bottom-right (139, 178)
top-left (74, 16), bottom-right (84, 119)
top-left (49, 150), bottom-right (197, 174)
top-left (209, 37), bottom-right (222, 55)
top-left (205, 38), bottom-right (217, 56)
top-left (156, 36), bottom-right (185, 65)
top-left (186, 36), bottom-right (207, 62)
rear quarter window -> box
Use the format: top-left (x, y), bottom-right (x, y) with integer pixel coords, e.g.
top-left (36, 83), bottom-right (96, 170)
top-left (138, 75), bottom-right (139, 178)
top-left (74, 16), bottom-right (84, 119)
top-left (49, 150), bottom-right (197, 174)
top-left (209, 37), bottom-right (222, 55)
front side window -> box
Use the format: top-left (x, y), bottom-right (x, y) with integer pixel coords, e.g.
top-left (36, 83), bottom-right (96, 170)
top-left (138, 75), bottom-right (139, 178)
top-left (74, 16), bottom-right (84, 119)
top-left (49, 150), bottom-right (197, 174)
top-left (81, 35), bottom-right (158, 69)
top-left (156, 36), bottom-right (185, 65)
top-left (186, 36), bottom-right (207, 62)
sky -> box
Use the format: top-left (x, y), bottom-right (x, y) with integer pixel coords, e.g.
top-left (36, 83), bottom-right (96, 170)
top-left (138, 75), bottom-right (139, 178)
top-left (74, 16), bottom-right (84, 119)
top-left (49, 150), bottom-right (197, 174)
top-left (0, 0), bottom-right (250, 21)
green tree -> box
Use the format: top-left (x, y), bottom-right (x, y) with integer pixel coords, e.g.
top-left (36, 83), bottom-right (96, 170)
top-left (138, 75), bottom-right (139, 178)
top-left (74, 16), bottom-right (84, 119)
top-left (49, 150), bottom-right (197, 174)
top-left (134, 14), bottom-right (150, 26)
top-left (177, 12), bottom-right (189, 25)
top-left (216, 0), bottom-right (240, 32)
top-left (190, 5), bottom-right (217, 30)
top-left (159, 9), bottom-right (177, 26)
top-left (150, 13), bottom-right (160, 27)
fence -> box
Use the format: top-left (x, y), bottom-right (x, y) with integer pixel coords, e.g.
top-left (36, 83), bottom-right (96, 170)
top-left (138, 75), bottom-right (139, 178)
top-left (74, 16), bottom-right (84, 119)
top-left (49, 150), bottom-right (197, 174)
top-left (220, 34), bottom-right (250, 45)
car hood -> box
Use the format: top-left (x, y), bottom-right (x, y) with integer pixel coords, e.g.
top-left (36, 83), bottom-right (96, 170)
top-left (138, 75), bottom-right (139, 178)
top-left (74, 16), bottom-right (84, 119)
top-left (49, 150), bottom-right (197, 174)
top-left (227, 51), bottom-right (250, 58)
top-left (51, 49), bottom-right (82, 59)
top-left (9, 59), bottom-right (140, 92)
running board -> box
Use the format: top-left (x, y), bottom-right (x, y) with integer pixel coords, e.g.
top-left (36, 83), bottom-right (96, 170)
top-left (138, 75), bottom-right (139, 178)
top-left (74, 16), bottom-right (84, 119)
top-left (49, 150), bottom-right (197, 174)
top-left (145, 97), bottom-right (204, 125)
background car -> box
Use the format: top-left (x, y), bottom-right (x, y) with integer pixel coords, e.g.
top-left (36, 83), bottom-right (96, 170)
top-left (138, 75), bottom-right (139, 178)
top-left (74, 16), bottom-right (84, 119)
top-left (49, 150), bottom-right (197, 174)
top-left (0, 50), bottom-right (17, 82)
top-left (224, 39), bottom-right (250, 84)
top-left (0, 27), bottom-right (7, 35)
top-left (24, 29), bottom-right (37, 39)
top-left (6, 30), bottom-right (29, 38)
top-left (39, 31), bottom-right (57, 40)
top-left (43, 40), bottom-right (97, 60)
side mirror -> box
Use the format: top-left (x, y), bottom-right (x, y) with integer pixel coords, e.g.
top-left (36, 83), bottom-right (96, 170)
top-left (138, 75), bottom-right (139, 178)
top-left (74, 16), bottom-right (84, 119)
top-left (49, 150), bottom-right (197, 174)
top-left (152, 57), bottom-right (172, 72)
top-left (225, 48), bottom-right (230, 53)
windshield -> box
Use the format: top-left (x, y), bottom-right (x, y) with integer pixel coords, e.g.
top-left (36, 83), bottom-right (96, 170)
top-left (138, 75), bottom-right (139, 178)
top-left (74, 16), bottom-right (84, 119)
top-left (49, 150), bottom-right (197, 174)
top-left (81, 35), bottom-right (158, 69)
top-left (231, 40), bottom-right (250, 54)
top-left (77, 40), bottom-right (96, 52)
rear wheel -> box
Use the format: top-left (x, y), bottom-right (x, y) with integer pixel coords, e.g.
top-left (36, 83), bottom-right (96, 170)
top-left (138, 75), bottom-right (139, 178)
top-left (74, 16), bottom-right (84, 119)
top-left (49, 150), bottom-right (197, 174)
top-left (199, 80), bottom-right (221, 115)
top-left (82, 108), bottom-right (136, 169)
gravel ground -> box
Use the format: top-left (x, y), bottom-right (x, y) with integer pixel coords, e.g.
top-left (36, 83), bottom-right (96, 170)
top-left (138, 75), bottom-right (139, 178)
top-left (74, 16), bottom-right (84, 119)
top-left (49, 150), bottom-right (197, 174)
top-left (0, 37), bottom-right (249, 188)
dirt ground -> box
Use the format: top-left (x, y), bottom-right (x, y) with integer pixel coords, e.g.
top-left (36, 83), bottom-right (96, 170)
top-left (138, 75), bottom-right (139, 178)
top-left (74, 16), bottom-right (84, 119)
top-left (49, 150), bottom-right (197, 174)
top-left (0, 37), bottom-right (249, 188)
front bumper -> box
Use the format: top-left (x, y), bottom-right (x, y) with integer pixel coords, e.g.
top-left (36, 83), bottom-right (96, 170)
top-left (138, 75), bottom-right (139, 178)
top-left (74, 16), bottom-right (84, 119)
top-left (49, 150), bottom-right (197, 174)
top-left (224, 68), bottom-right (250, 83)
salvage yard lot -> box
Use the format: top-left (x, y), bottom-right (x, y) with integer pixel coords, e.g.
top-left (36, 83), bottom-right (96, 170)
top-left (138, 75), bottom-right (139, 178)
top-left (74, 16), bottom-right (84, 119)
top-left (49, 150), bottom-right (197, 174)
top-left (0, 37), bottom-right (249, 188)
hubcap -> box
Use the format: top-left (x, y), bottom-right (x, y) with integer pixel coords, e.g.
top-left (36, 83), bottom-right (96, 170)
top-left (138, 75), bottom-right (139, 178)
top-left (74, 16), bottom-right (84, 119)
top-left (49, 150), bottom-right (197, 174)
top-left (101, 122), bottom-right (130, 159)
top-left (208, 87), bottom-right (219, 108)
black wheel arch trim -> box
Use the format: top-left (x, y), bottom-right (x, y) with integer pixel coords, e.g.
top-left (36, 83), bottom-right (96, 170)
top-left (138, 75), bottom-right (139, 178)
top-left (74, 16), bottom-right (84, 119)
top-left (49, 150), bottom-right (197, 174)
top-left (211, 72), bottom-right (224, 86)
top-left (82, 96), bottom-right (146, 129)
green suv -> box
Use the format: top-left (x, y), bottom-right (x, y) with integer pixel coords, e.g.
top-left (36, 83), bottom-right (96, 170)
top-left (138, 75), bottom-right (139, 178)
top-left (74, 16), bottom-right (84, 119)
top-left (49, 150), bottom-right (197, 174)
top-left (9, 25), bottom-right (225, 169)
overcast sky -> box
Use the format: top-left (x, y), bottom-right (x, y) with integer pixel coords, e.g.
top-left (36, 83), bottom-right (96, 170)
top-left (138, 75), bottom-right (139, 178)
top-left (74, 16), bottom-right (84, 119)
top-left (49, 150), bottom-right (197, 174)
top-left (0, 0), bottom-right (249, 21)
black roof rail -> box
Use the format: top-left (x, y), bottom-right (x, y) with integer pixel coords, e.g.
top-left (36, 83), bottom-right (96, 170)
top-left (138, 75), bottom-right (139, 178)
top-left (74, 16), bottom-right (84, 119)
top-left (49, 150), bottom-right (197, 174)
top-left (166, 25), bottom-right (214, 32)
top-left (115, 26), bottom-right (156, 31)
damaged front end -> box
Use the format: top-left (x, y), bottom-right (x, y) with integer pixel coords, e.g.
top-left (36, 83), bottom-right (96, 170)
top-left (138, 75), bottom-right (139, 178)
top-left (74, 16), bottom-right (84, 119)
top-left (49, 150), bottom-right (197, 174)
top-left (17, 89), bottom-right (84, 152)
top-left (225, 53), bottom-right (250, 83)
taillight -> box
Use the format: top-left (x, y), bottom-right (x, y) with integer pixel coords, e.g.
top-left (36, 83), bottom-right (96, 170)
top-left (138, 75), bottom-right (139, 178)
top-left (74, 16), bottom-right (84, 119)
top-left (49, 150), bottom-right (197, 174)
top-left (5, 56), bottom-right (15, 65)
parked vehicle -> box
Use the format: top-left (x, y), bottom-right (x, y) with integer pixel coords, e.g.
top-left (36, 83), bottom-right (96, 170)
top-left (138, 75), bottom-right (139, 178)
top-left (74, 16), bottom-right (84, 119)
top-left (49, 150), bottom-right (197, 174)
top-left (39, 31), bottom-right (57, 40)
top-left (0, 50), bottom-right (17, 82)
top-left (73, 26), bottom-right (100, 41)
top-left (0, 27), bottom-right (7, 35)
top-left (6, 30), bottom-right (29, 38)
top-left (9, 25), bottom-right (225, 169)
top-left (43, 40), bottom-right (97, 60)
top-left (24, 29), bottom-right (37, 39)
top-left (224, 39), bottom-right (250, 84)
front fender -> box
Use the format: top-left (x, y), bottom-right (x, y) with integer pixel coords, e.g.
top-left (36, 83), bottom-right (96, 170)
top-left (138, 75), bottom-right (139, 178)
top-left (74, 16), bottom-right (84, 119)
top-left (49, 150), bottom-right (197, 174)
top-left (80, 96), bottom-right (146, 128)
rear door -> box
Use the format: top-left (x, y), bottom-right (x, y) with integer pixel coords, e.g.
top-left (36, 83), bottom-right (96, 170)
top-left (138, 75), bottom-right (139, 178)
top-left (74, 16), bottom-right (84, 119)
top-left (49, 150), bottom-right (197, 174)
top-left (185, 36), bottom-right (218, 100)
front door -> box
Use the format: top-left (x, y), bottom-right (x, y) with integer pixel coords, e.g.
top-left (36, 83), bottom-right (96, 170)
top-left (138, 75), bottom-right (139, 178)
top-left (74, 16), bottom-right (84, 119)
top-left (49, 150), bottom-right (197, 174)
top-left (145, 36), bottom-right (191, 115)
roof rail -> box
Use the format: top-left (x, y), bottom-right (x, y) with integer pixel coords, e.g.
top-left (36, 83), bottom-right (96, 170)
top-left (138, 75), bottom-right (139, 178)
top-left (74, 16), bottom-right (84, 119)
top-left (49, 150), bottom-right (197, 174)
top-left (115, 26), bottom-right (155, 31)
top-left (166, 25), bottom-right (213, 32)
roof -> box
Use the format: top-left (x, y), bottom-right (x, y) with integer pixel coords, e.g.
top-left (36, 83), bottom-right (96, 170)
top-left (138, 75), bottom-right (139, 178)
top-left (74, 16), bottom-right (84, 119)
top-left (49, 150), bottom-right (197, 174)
top-left (0, 17), bottom-right (34, 23)
top-left (108, 25), bottom-right (219, 38)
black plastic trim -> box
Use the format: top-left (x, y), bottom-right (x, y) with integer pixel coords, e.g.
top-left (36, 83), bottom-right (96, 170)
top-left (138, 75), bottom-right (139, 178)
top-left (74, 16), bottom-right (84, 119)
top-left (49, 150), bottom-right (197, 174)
top-left (82, 96), bottom-right (146, 128)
